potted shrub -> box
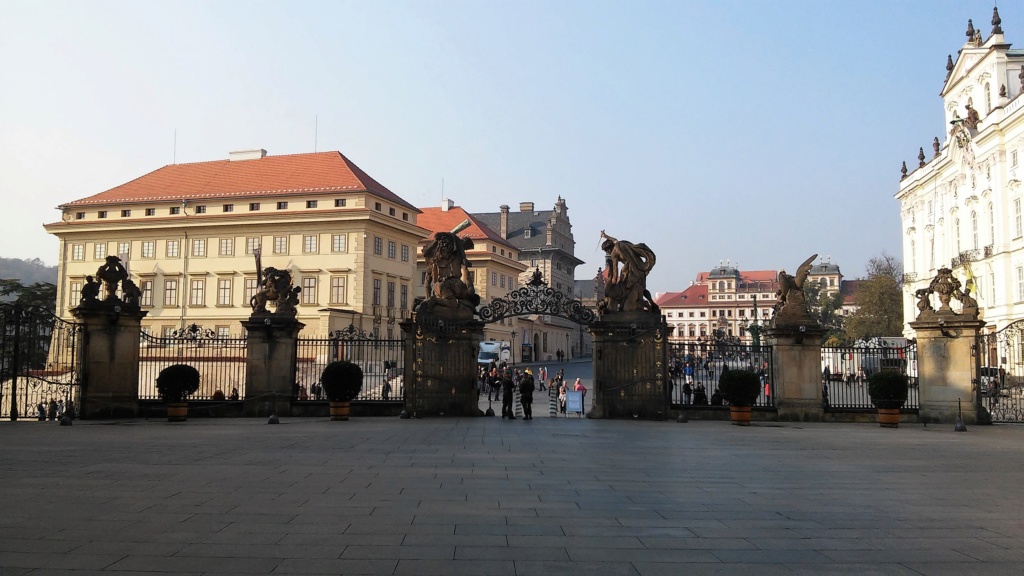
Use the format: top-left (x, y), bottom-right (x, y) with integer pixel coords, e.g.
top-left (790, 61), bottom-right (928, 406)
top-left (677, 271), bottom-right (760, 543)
top-left (156, 364), bottom-right (201, 422)
top-left (868, 370), bottom-right (909, 428)
top-left (718, 367), bottom-right (761, 426)
top-left (321, 361), bottom-right (363, 421)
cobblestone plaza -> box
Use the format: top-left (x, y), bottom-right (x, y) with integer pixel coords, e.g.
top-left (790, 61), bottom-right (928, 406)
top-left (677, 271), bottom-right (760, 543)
top-left (2, 417), bottom-right (1023, 575)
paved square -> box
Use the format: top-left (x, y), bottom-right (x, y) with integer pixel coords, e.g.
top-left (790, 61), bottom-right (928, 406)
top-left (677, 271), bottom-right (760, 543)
top-left (2, 416), bottom-right (1023, 575)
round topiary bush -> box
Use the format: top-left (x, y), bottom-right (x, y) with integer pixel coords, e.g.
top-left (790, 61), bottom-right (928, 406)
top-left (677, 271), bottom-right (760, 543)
top-left (718, 368), bottom-right (761, 407)
top-left (868, 370), bottom-right (909, 409)
top-left (321, 361), bottom-right (363, 402)
top-left (156, 364), bottom-right (201, 403)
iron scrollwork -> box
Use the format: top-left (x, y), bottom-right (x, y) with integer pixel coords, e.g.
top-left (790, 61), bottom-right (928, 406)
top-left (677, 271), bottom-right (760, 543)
top-left (477, 281), bottom-right (596, 325)
top-left (169, 323), bottom-right (218, 341)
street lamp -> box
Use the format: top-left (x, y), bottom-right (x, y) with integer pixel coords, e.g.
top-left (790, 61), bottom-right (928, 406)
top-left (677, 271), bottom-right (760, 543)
top-left (745, 294), bottom-right (764, 353)
top-left (511, 330), bottom-right (517, 366)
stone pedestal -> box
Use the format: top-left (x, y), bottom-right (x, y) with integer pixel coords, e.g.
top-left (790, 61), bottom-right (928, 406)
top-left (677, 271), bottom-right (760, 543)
top-left (767, 324), bottom-right (827, 422)
top-left (909, 316), bottom-right (986, 424)
top-left (72, 306), bottom-right (147, 419)
top-left (241, 316), bottom-right (304, 417)
top-left (400, 315), bottom-right (484, 417)
top-left (589, 312), bottom-right (668, 420)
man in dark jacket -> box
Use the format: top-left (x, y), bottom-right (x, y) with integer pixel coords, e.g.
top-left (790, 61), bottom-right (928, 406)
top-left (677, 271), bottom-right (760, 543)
top-left (520, 369), bottom-right (536, 420)
top-left (501, 368), bottom-right (516, 419)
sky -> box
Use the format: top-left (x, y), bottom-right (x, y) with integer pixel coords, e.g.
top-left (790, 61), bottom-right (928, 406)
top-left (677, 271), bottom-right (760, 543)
top-left (1, 0), bottom-right (1017, 294)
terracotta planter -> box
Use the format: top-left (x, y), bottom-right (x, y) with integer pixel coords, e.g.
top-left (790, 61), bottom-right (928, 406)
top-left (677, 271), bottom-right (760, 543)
top-left (329, 401), bottom-right (351, 421)
top-left (166, 402), bottom-right (188, 422)
top-left (729, 406), bottom-right (752, 426)
top-left (877, 408), bottom-right (900, 428)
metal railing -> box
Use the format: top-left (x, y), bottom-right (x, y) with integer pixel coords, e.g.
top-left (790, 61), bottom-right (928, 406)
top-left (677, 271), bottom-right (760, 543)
top-left (138, 325), bottom-right (247, 400)
top-left (667, 341), bottom-right (775, 408)
top-left (821, 343), bottom-right (919, 410)
top-left (295, 327), bottom-right (405, 401)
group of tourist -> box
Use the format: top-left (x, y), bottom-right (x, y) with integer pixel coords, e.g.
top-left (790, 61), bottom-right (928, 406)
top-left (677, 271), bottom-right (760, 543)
top-left (35, 398), bottom-right (70, 421)
top-left (477, 361), bottom-right (587, 418)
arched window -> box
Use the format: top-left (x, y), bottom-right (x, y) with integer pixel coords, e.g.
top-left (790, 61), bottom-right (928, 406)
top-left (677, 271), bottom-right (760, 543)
top-left (972, 211), bottom-right (979, 250)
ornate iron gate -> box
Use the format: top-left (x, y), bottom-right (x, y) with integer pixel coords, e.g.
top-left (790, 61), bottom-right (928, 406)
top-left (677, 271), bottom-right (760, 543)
top-left (976, 320), bottom-right (1024, 423)
top-left (0, 304), bottom-right (83, 421)
top-left (138, 324), bottom-right (247, 400)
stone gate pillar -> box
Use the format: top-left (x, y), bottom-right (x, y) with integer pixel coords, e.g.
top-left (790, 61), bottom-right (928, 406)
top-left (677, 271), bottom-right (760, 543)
top-left (910, 316), bottom-right (986, 424)
top-left (241, 316), bottom-right (304, 417)
top-left (72, 306), bottom-right (147, 419)
top-left (589, 312), bottom-right (668, 420)
top-left (400, 313), bottom-right (484, 417)
top-left (767, 324), bottom-right (827, 422)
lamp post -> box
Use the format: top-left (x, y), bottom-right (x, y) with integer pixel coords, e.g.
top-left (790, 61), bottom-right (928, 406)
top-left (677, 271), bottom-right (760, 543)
top-left (746, 294), bottom-right (764, 354)
top-left (510, 330), bottom-right (517, 366)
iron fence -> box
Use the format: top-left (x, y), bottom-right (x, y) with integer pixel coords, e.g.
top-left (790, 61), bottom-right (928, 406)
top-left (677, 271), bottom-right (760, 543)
top-left (139, 325), bottom-right (247, 400)
top-left (976, 321), bottom-right (1024, 422)
top-left (667, 341), bottom-right (775, 408)
top-left (0, 304), bottom-right (82, 420)
top-left (296, 326), bottom-right (405, 401)
top-left (821, 343), bottom-right (919, 410)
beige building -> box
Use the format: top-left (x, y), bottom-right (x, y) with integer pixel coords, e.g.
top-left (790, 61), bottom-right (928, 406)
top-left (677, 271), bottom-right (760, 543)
top-left (44, 149), bottom-right (427, 338)
top-left (473, 198), bottom-right (586, 361)
top-left (416, 200), bottom-right (528, 343)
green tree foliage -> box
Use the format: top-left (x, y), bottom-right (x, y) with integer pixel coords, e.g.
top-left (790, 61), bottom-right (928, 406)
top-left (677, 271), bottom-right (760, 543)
top-left (845, 253), bottom-right (904, 341)
top-left (804, 278), bottom-right (847, 344)
top-left (0, 279), bottom-right (57, 309)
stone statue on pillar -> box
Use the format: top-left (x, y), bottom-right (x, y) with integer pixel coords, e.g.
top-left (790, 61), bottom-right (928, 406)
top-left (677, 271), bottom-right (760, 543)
top-left (771, 253), bottom-right (817, 327)
top-left (597, 230), bottom-right (658, 316)
top-left (914, 267), bottom-right (980, 321)
top-left (416, 219), bottom-right (480, 320)
top-left (249, 246), bottom-right (301, 317)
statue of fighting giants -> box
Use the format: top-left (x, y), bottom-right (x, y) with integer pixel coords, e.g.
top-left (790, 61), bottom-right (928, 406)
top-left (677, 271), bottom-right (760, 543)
top-left (772, 253), bottom-right (817, 325)
top-left (250, 247), bottom-right (301, 316)
top-left (598, 230), bottom-right (658, 315)
top-left (417, 218), bottom-right (480, 317)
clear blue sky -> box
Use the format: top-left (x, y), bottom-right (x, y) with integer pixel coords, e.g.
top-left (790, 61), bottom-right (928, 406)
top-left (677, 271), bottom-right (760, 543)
top-left (1, 0), bottom-right (1016, 293)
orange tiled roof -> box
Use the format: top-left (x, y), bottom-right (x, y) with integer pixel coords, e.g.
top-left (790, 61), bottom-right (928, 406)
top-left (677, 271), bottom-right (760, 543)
top-left (656, 284), bottom-right (708, 307)
top-left (418, 206), bottom-right (519, 252)
top-left (60, 151), bottom-right (419, 212)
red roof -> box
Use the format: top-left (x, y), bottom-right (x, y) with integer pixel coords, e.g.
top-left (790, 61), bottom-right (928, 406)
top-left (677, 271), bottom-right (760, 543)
top-left (656, 284), bottom-right (709, 308)
top-left (60, 151), bottom-right (419, 212)
top-left (417, 206), bottom-right (519, 252)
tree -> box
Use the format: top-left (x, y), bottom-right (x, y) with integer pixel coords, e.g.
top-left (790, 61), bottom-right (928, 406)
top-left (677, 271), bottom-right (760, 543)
top-left (845, 253), bottom-right (904, 341)
top-left (0, 279), bottom-right (58, 309)
top-left (804, 278), bottom-right (847, 344)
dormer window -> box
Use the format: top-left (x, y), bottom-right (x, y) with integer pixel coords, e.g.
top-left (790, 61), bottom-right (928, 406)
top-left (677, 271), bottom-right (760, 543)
top-left (524, 228), bottom-right (532, 238)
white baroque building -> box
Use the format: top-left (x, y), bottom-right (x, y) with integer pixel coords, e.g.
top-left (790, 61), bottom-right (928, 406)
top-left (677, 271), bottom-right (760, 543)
top-left (897, 9), bottom-right (1024, 335)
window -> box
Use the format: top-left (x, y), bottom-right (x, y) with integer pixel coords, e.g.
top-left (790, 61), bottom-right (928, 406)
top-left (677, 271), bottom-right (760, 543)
top-left (373, 236), bottom-right (383, 255)
top-left (989, 202), bottom-right (995, 246)
top-left (524, 228), bottom-right (532, 238)
top-left (244, 278), bottom-right (259, 303)
top-left (1013, 150), bottom-right (1019, 168)
top-left (330, 276), bottom-right (347, 304)
top-left (223, 204), bottom-right (234, 213)
top-left (400, 284), bottom-right (408, 310)
top-left (689, 312), bottom-right (694, 318)
top-left (189, 279), bottom-right (205, 306)
top-left (1018, 266), bottom-right (1024, 302)
top-left (971, 211), bottom-right (979, 250)
top-left (273, 236), bottom-right (287, 254)
top-left (75, 212), bottom-right (85, 220)
top-left (911, 240), bottom-right (916, 271)
top-left (334, 198), bottom-right (346, 207)
top-left (216, 326), bottom-right (231, 338)
top-left (700, 312), bottom-right (706, 317)
top-left (985, 83), bottom-right (992, 113)
top-left (217, 279), bottom-right (232, 305)
top-left (219, 238), bottom-right (233, 256)
top-left (195, 205), bottom-right (207, 214)
top-left (372, 279), bottom-right (381, 306)
top-left (192, 238), bottom-right (206, 257)
top-left (492, 272), bottom-right (498, 286)
top-left (1016, 199), bottom-right (1022, 238)
top-left (142, 241), bottom-right (155, 258)
top-left (69, 281), bottom-right (82, 306)
top-left (955, 218), bottom-right (961, 253)
top-left (116, 242), bottom-right (130, 258)
top-left (166, 240), bottom-right (179, 258)
top-left (140, 280), bottom-right (153, 306)
top-left (388, 241), bottom-right (396, 259)
top-left (249, 203), bottom-right (260, 211)
top-left (387, 281), bottom-right (395, 307)
top-left (929, 238), bottom-right (935, 269)
top-left (98, 211), bottom-right (107, 219)
top-left (306, 200), bottom-right (317, 209)
top-left (401, 245), bottom-right (409, 262)
top-left (246, 237), bottom-right (260, 255)
top-left (991, 272), bottom-right (996, 304)
top-left (302, 277), bottom-right (317, 304)
top-left (71, 244), bottom-right (84, 261)
top-left (162, 326), bottom-right (175, 338)
top-left (500, 275), bottom-right (506, 288)
top-left (403, 212), bottom-right (408, 221)
top-left (303, 235), bottom-right (318, 254)
top-left (164, 279), bottom-right (179, 306)
top-left (543, 333), bottom-right (548, 353)
top-left (389, 207), bottom-right (396, 216)
top-left (332, 234), bottom-right (347, 252)
top-left (93, 243), bottom-right (106, 260)
top-left (170, 206), bottom-right (180, 215)
top-left (277, 201), bottom-right (288, 210)
top-left (121, 209), bottom-right (131, 217)
top-left (374, 202), bottom-right (381, 211)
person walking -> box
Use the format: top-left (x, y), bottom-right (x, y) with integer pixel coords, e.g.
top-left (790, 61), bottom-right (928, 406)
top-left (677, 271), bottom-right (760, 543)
top-left (573, 377), bottom-right (587, 407)
top-left (501, 367), bottom-right (516, 419)
top-left (520, 368), bottom-right (536, 420)
top-left (558, 382), bottom-right (567, 414)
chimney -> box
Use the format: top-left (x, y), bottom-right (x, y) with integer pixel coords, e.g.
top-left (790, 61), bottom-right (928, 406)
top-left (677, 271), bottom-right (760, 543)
top-left (229, 149), bottom-right (267, 161)
top-left (519, 201), bottom-right (534, 212)
top-left (500, 205), bottom-right (509, 238)
top-left (441, 198), bottom-right (454, 212)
